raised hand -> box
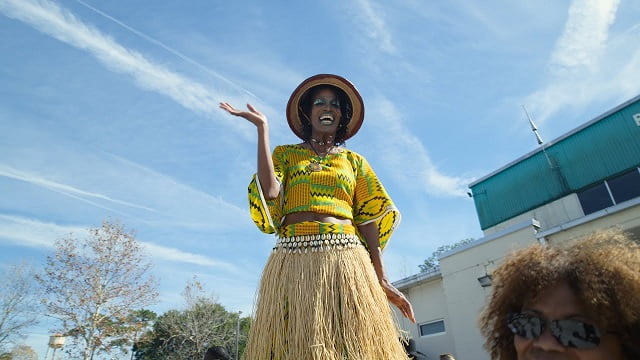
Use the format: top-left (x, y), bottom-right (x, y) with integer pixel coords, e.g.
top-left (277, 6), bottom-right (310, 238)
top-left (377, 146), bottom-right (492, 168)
top-left (219, 102), bottom-right (267, 127)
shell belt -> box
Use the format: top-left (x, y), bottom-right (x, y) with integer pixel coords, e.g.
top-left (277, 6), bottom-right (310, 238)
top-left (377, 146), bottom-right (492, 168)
top-left (274, 233), bottom-right (363, 253)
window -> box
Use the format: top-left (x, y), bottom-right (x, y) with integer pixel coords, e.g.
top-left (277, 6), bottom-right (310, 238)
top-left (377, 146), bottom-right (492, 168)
top-left (577, 168), bottom-right (640, 215)
top-left (608, 169), bottom-right (640, 204)
top-left (419, 319), bottom-right (446, 337)
top-left (577, 182), bottom-right (614, 215)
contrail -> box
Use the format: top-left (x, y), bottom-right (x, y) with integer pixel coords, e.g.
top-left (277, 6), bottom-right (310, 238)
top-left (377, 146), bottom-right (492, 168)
top-left (0, 0), bottom-right (253, 138)
top-left (0, 164), bottom-right (159, 213)
top-left (73, 0), bottom-right (258, 99)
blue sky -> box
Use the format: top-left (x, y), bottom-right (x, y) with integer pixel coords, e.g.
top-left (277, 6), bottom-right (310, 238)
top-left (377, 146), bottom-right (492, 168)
top-left (2, 0), bottom-right (640, 357)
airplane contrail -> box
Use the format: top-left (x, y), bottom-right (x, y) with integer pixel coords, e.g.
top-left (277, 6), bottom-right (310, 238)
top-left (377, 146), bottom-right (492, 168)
top-left (73, 0), bottom-right (258, 99)
top-left (0, 0), bottom-right (253, 138)
top-left (0, 164), bottom-right (159, 213)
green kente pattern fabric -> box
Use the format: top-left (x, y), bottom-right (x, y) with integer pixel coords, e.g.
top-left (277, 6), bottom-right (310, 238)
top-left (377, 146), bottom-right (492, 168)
top-left (248, 144), bottom-right (400, 249)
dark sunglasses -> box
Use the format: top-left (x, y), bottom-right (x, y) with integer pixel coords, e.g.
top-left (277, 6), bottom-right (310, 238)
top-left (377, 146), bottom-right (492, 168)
top-left (507, 312), bottom-right (602, 349)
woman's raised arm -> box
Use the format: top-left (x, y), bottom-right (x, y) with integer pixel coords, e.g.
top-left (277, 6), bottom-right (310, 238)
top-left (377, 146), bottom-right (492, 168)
top-left (219, 103), bottom-right (280, 199)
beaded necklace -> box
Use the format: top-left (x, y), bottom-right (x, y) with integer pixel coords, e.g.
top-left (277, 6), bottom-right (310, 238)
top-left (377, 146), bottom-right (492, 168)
top-left (306, 137), bottom-right (336, 172)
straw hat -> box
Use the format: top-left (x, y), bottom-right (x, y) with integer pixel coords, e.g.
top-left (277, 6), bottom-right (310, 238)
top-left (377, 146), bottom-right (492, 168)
top-left (286, 74), bottom-right (364, 141)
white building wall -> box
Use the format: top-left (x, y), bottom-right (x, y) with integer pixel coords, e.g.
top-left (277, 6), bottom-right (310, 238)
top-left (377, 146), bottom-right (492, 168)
top-left (394, 188), bottom-right (640, 359)
top-left (438, 222), bottom-right (539, 360)
top-left (395, 274), bottom-right (456, 359)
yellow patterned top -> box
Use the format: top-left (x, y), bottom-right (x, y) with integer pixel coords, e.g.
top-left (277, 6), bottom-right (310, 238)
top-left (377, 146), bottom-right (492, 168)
top-left (248, 144), bottom-right (400, 249)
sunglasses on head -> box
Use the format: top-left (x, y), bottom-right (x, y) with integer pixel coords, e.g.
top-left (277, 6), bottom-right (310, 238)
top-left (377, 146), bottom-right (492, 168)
top-left (507, 311), bottom-right (602, 349)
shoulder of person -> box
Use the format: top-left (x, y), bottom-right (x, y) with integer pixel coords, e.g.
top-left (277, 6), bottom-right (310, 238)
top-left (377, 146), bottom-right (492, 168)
top-left (276, 143), bottom-right (306, 150)
top-left (273, 144), bottom-right (298, 153)
top-left (341, 148), bottom-right (366, 162)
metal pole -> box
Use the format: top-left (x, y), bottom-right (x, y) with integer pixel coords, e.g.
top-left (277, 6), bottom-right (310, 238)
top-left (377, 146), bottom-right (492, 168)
top-left (522, 105), bottom-right (554, 169)
top-left (235, 311), bottom-right (242, 360)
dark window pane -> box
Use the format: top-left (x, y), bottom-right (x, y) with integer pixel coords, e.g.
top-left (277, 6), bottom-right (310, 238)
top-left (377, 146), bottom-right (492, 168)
top-left (420, 320), bottom-right (445, 336)
top-left (578, 183), bottom-right (613, 215)
top-left (608, 169), bottom-right (640, 204)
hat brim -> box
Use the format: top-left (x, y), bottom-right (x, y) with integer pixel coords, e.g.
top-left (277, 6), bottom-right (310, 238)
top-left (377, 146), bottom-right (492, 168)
top-left (286, 74), bottom-right (364, 141)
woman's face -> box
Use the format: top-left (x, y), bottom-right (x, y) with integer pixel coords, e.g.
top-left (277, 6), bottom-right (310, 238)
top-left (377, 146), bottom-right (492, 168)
top-left (308, 88), bottom-right (342, 136)
top-left (514, 282), bottom-right (623, 360)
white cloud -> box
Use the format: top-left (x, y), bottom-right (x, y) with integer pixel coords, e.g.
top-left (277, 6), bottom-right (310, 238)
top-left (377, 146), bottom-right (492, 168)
top-left (0, 164), bottom-right (157, 213)
top-left (140, 242), bottom-right (237, 271)
top-left (368, 96), bottom-right (472, 198)
top-left (0, 214), bottom-right (86, 247)
top-left (550, 0), bottom-right (620, 74)
top-left (0, 0), bottom-right (252, 138)
top-left (0, 214), bottom-right (232, 268)
top-left (520, 0), bottom-right (639, 125)
top-left (102, 153), bottom-right (247, 228)
top-left (350, 0), bottom-right (397, 55)
top-left (72, 0), bottom-right (257, 99)
top-left (612, 41), bottom-right (640, 98)
top-left (0, 148), bottom-right (247, 231)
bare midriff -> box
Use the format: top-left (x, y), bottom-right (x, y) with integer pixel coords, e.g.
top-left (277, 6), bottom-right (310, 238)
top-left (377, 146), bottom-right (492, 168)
top-left (282, 211), bottom-right (353, 226)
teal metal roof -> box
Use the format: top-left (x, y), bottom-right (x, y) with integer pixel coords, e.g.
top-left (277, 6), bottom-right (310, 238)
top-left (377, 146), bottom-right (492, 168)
top-left (469, 95), bottom-right (640, 230)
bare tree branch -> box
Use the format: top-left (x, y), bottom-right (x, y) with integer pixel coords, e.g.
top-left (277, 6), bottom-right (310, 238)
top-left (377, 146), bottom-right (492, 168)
top-left (0, 263), bottom-right (41, 352)
top-left (36, 220), bottom-right (158, 360)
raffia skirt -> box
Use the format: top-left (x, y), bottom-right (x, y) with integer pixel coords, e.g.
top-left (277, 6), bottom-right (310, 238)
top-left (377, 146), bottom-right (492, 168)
top-left (243, 221), bottom-right (409, 360)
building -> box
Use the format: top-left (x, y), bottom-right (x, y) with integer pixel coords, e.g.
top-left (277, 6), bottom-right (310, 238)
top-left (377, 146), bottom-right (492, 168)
top-left (393, 95), bottom-right (640, 359)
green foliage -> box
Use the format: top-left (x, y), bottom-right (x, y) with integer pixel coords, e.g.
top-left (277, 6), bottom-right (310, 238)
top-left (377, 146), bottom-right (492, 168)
top-left (419, 238), bottom-right (475, 272)
top-left (133, 280), bottom-right (250, 360)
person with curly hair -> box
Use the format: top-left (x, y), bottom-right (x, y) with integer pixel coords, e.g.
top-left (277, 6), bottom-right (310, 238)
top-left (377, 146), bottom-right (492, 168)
top-left (220, 74), bottom-right (414, 359)
top-left (479, 229), bottom-right (640, 359)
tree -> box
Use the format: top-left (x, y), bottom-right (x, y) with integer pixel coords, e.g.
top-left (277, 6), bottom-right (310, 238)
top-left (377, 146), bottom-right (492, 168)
top-left (419, 238), bottom-right (476, 273)
top-left (124, 309), bottom-right (156, 360)
top-left (0, 345), bottom-right (38, 360)
top-left (0, 263), bottom-right (41, 352)
top-left (134, 279), bottom-right (249, 360)
top-left (36, 220), bottom-right (158, 360)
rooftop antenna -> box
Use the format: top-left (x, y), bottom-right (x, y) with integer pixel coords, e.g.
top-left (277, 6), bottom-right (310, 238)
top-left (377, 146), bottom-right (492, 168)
top-left (522, 105), bottom-right (553, 168)
top-left (523, 105), bottom-right (544, 145)
top-left (522, 106), bottom-right (570, 193)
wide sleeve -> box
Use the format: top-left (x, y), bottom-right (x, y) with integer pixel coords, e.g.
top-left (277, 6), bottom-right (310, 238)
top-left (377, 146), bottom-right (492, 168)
top-left (353, 155), bottom-right (401, 250)
top-left (247, 146), bottom-right (285, 234)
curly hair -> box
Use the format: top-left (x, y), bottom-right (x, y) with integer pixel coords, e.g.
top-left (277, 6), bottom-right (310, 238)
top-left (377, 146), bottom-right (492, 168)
top-left (478, 229), bottom-right (640, 360)
top-left (298, 84), bottom-right (353, 146)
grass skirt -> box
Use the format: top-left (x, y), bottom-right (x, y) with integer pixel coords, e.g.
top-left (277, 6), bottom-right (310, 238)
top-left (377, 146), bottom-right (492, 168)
top-left (243, 222), bottom-right (408, 360)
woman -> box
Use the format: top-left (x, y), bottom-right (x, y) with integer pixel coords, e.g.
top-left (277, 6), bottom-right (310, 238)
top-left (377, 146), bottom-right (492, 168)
top-left (220, 74), bottom-right (415, 359)
top-left (479, 229), bottom-right (640, 359)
